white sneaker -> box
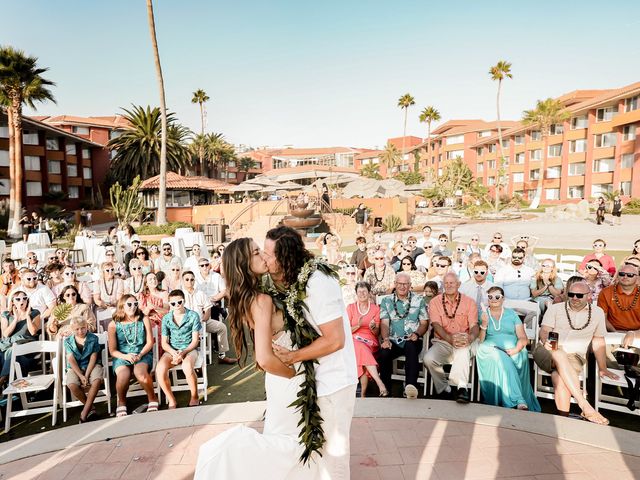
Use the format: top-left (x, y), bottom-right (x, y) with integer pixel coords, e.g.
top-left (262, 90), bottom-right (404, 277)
top-left (404, 384), bottom-right (418, 399)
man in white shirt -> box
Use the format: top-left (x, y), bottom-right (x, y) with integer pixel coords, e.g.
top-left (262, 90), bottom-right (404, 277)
top-left (16, 269), bottom-right (56, 320)
top-left (494, 248), bottom-right (534, 301)
top-left (154, 243), bottom-right (182, 275)
top-left (416, 225), bottom-right (439, 249)
top-left (459, 260), bottom-right (494, 316)
top-left (483, 232), bottom-right (512, 260)
top-left (266, 226), bottom-right (357, 480)
top-left (181, 271), bottom-right (211, 321)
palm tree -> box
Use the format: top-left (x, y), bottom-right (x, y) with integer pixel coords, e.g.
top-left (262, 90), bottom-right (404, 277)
top-left (379, 143), bottom-right (401, 178)
top-left (397, 93), bottom-right (415, 169)
top-left (360, 163), bottom-right (382, 180)
top-left (107, 105), bottom-right (190, 185)
top-left (419, 106), bottom-right (441, 179)
top-left (522, 98), bottom-right (570, 202)
top-left (191, 89), bottom-right (210, 135)
top-left (189, 132), bottom-right (209, 175)
top-left (237, 156), bottom-right (257, 181)
top-left (146, 0), bottom-right (168, 225)
top-left (0, 46), bottom-right (55, 237)
top-left (489, 60), bottom-right (513, 210)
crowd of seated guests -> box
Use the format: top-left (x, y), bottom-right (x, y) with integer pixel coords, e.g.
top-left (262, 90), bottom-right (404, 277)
top-left (338, 228), bottom-right (640, 426)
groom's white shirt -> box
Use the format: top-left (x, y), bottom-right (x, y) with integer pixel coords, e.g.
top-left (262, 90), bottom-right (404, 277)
top-left (303, 270), bottom-right (358, 397)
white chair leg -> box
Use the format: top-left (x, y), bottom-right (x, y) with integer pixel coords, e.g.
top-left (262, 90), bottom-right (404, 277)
top-left (5, 393), bottom-right (13, 433)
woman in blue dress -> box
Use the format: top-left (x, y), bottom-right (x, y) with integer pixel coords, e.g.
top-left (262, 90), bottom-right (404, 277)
top-left (107, 294), bottom-right (158, 417)
top-left (476, 286), bottom-right (540, 411)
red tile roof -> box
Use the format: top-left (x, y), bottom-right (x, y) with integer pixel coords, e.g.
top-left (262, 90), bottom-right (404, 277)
top-left (140, 172), bottom-right (233, 192)
top-left (38, 115), bottom-right (131, 129)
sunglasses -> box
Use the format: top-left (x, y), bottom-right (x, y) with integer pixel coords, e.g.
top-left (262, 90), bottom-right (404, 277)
top-left (136, 252), bottom-right (146, 256)
top-left (27, 256), bottom-right (37, 260)
top-left (218, 247), bottom-right (225, 251)
top-left (424, 245), bottom-right (433, 249)
top-left (346, 272), bottom-right (356, 275)
top-left (199, 263), bottom-right (210, 267)
top-left (25, 277), bottom-right (37, 281)
top-left (402, 262), bottom-right (412, 265)
top-left (126, 301), bottom-right (139, 308)
top-left (170, 300), bottom-right (184, 307)
top-left (474, 270), bottom-right (487, 275)
top-left (131, 266), bottom-right (141, 271)
top-left (593, 244), bottom-right (605, 248)
top-left (456, 247), bottom-right (466, 252)
top-left (512, 256), bottom-right (524, 260)
top-left (104, 268), bottom-right (114, 273)
top-left (163, 248), bottom-right (172, 252)
top-left (374, 257), bottom-right (385, 260)
top-left (586, 264), bottom-right (597, 270)
top-left (471, 238), bottom-right (479, 242)
top-left (64, 292), bottom-right (77, 298)
top-left (13, 296), bottom-right (28, 302)
top-left (567, 292), bottom-right (586, 298)
top-left (618, 272), bottom-right (638, 278)
top-left (487, 294), bottom-right (503, 300)
top-left (171, 268), bottom-right (181, 272)
top-left (493, 236), bottom-right (502, 240)
top-left (436, 264), bottom-right (448, 268)
top-left (64, 271), bottom-right (75, 276)
top-left (106, 252), bottom-right (115, 256)
top-left (184, 278), bottom-right (195, 282)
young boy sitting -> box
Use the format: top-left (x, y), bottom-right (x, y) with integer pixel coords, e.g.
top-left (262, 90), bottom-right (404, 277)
top-left (64, 316), bottom-right (104, 423)
top-left (156, 289), bottom-right (202, 408)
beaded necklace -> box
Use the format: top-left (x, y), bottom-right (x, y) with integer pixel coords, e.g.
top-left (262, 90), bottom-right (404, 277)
top-left (613, 286), bottom-right (640, 312)
top-left (488, 308), bottom-right (504, 331)
top-left (356, 301), bottom-right (371, 323)
top-left (564, 302), bottom-right (592, 331)
top-left (393, 292), bottom-right (413, 320)
top-left (103, 278), bottom-right (114, 298)
top-left (442, 293), bottom-right (462, 319)
top-left (131, 276), bottom-right (143, 294)
top-left (120, 319), bottom-right (139, 347)
top-left (374, 264), bottom-right (387, 283)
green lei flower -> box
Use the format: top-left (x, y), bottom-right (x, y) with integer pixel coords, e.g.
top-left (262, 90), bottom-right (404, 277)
top-left (263, 258), bottom-right (339, 464)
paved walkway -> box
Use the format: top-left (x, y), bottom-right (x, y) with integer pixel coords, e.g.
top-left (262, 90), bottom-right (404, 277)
top-left (2, 400), bottom-right (640, 480)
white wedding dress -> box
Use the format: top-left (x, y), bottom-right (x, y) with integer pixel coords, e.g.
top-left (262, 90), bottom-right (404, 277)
top-left (194, 331), bottom-right (323, 480)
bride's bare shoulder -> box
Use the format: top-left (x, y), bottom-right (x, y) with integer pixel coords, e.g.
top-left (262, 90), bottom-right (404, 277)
top-left (252, 293), bottom-right (273, 311)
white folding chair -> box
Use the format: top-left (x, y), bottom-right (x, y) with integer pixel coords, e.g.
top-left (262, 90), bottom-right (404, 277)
top-left (503, 299), bottom-right (540, 355)
top-left (424, 329), bottom-right (477, 400)
top-left (390, 334), bottom-right (429, 394)
top-left (595, 332), bottom-right (640, 415)
top-left (560, 255), bottom-right (584, 266)
top-left (61, 332), bottom-right (112, 422)
top-left (75, 265), bottom-right (95, 283)
top-left (95, 307), bottom-right (115, 333)
top-left (535, 254), bottom-right (557, 264)
top-left (162, 322), bottom-right (208, 403)
top-left (3, 340), bottom-right (61, 433)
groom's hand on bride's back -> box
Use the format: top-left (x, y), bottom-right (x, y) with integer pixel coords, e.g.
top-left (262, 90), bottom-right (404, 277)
top-left (273, 345), bottom-right (294, 366)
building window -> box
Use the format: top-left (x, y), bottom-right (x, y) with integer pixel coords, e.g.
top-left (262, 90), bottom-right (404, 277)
top-left (596, 106), bottom-right (618, 122)
top-left (621, 181), bottom-right (632, 195)
top-left (526, 189), bottom-right (537, 198)
top-left (568, 162), bottom-right (585, 176)
top-left (68, 186), bottom-right (80, 199)
top-left (477, 163), bottom-right (484, 173)
top-left (0, 123), bottom-right (8, 138)
top-left (46, 138), bottom-right (59, 150)
top-left (0, 150), bottom-right (8, 167)
top-left (569, 139), bottom-right (587, 153)
top-left (67, 164), bottom-right (78, 177)
top-left (446, 149), bottom-right (464, 160)
top-left (71, 126), bottom-right (90, 135)
top-left (514, 153), bottom-right (525, 164)
top-left (571, 116), bottom-right (588, 130)
top-left (446, 134), bottom-right (464, 145)
top-left (512, 172), bottom-right (524, 183)
top-left (625, 96), bottom-right (639, 112)
top-left (65, 143), bottom-right (77, 155)
top-left (478, 130), bottom-right (491, 138)
top-left (0, 180), bottom-right (9, 195)
top-left (487, 160), bottom-right (496, 169)
top-left (550, 124), bottom-right (564, 135)
top-left (548, 144), bottom-right (562, 157)
top-left (83, 167), bottom-right (92, 179)
top-left (487, 176), bottom-right (495, 186)
top-left (594, 133), bottom-right (617, 148)
top-left (437, 168), bottom-right (443, 176)
top-left (24, 155), bottom-right (41, 171)
top-left (545, 188), bottom-right (560, 200)
top-left (622, 153), bottom-right (635, 169)
top-left (82, 148), bottom-right (91, 159)
top-left (514, 135), bottom-right (525, 145)
top-left (228, 161), bottom-right (236, 168)
top-left (26, 181), bottom-right (42, 197)
top-left (623, 124), bottom-right (637, 142)
top-left (486, 144), bottom-right (495, 153)
top-left (361, 159), bottom-right (370, 165)
top-left (593, 158), bottom-right (615, 172)
top-left (23, 130), bottom-right (39, 145)
top-left (48, 160), bottom-right (61, 174)
top-left (227, 171), bottom-right (237, 178)
top-left (109, 130), bottom-right (123, 140)
top-left (373, 158), bottom-right (380, 164)
top-left (530, 169), bottom-right (540, 180)
top-left (568, 185), bottom-right (584, 199)
top-left (592, 183), bottom-right (613, 197)
top-left (477, 147), bottom-right (483, 156)
top-left (530, 149), bottom-right (542, 160)
top-left (49, 183), bottom-right (62, 192)
top-left (501, 139), bottom-right (509, 149)
top-left (547, 166), bottom-right (562, 179)
top-left (530, 131), bottom-right (542, 141)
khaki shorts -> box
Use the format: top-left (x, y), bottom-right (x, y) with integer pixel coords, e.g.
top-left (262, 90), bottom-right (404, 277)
top-left (533, 343), bottom-right (585, 374)
top-left (67, 364), bottom-right (104, 386)
top-left (162, 349), bottom-right (198, 370)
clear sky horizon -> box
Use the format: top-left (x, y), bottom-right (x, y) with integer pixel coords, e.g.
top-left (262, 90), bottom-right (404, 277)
top-left (3, 0), bottom-right (640, 149)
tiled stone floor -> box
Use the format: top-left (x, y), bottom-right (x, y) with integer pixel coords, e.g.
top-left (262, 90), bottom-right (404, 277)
top-left (2, 416), bottom-right (640, 480)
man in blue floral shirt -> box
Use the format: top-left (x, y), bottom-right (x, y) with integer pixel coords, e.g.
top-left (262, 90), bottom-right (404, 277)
top-left (377, 272), bottom-right (429, 399)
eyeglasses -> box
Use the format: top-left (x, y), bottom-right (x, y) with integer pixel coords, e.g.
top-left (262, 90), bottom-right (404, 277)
top-left (542, 264), bottom-right (554, 268)
top-left (473, 270), bottom-right (487, 275)
top-left (374, 257), bottom-right (385, 261)
top-left (184, 278), bottom-right (195, 282)
top-left (439, 239), bottom-right (448, 243)
top-left (512, 255), bottom-right (524, 260)
top-left (396, 282), bottom-right (411, 286)
top-left (346, 272), bottom-right (356, 276)
top-left (170, 300), bottom-right (184, 307)
top-left (618, 272), bottom-right (638, 278)
top-left (64, 292), bottom-right (77, 298)
top-left (585, 264), bottom-right (597, 270)
top-left (471, 238), bottom-right (479, 242)
top-left (567, 292), bottom-right (586, 298)
top-left (424, 245), bottom-right (433, 249)
top-left (163, 248), bottom-right (172, 252)
top-left (13, 296), bottom-right (28, 302)
top-left (104, 268), bottom-right (114, 273)
top-left (106, 252), bottom-right (115, 256)
top-left (126, 301), bottom-right (139, 308)
top-left (25, 277), bottom-right (37, 282)
top-left (402, 262), bottom-right (412, 266)
top-left (456, 248), bottom-right (466, 252)
top-left (131, 266), bottom-right (141, 271)
top-left (487, 294), bottom-right (503, 300)
top-left (493, 236), bottom-right (502, 240)
top-left (27, 256), bottom-right (37, 260)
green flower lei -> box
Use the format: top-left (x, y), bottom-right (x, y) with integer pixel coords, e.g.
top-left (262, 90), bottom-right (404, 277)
top-left (263, 257), bottom-right (339, 464)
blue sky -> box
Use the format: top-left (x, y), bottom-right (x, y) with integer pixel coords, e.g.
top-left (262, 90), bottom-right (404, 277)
top-left (3, 0), bottom-right (640, 148)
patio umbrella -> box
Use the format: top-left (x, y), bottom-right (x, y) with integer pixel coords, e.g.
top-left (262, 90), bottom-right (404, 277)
top-left (228, 182), bottom-right (262, 193)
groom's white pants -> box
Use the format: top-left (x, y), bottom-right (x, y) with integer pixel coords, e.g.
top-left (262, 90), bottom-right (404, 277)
top-left (318, 384), bottom-right (357, 480)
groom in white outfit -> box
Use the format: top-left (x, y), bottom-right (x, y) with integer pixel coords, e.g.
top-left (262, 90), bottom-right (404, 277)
top-left (265, 226), bottom-right (358, 480)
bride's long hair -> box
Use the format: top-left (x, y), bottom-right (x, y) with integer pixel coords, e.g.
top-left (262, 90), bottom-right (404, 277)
top-left (222, 237), bottom-right (260, 366)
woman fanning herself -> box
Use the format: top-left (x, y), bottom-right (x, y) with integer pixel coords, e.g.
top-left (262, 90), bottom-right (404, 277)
top-left (476, 286), bottom-right (540, 412)
top-left (195, 238), bottom-right (323, 479)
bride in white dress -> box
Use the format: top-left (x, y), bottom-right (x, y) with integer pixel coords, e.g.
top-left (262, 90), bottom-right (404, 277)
top-left (194, 238), bottom-right (323, 479)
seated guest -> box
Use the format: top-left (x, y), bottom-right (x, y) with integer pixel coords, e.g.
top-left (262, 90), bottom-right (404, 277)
top-left (1, 258), bottom-right (20, 299)
top-left (55, 248), bottom-right (74, 268)
top-left (534, 280), bottom-right (616, 425)
top-left (579, 259), bottom-right (611, 304)
top-left (108, 295), bottom-right (159, 417)
top-left (45, 262), bottom-right (65, 293)
top-left (154, 243), bottom-right (181, 275)
top-left (388, 241), bottom-right (408, 271)
top-left (417, 225), bottom-right (438, 249)
top-left (423, 281), bottom-right (439, 306)
top-left (93, 262), bottom-right (124, 311)
top-left (424, 272), bottom-right (478, 403)
top-left (133, 246), bottom-right (154, 275)
top-left (163, 261), bottom-right (183, 292)
top-left (48, 285), bottom-right (97, 338)
top-left (406, 235), bottom-right (425, 261)
top-left (124, 259), bottom-right (146, 298)
top-left (348, 282), bottom-right (387, 397)
top-left (60, 266), bottom-right (93, 305)
top-left (459, 260), bottom-right (494, 317)
top-left (15, 269), bottom-right (56, 321)
top-left (476, 287), bottom-right (540, 411)
top-left (349, 236), bottom-right (368, 276)
top-left (157, 290), bottom-right (202, 408)
top-left (483, 232), bottom-right (512, 260)
top-left (148, 244), bottom-right (161, 262)
top-left (434, 234), bottom-right (452, 257)
top-left (378, 273), bottom-right (428, 399)
top-left (364, 251), bottom-right (396, 298)
top-left (414, 243), bottom-right (434, 273)
top-left (399, 255), bottom-right (426, 292)
top-left (494, 247), bottom-right (535, 301)
top-left (458, 253), bottom-right (485, 284)
top-left (428, 256), bottom-right (452, 290)
top-left (64, 316), bottom-right (103, 423)
top-left (104, 249), bottom-right (126, 278)
top-left (530, 259), bottom-right (564, 315)
top-left (341, 266), bottom-right (358, 306)
top-left (181, 271), bottom-right (212, 322)
top-left (579, 239), bottom-right (616, 276)
top-left (123, 236), bottom-right (142, 274)
top-left (183, 244), bottom-right (204, 276)
top-left (24, 251), bottom-right (43, 279)
top-left (466, 235), bottom-right (482, 257)
top-left (451, 244), bottom-right (468, 277)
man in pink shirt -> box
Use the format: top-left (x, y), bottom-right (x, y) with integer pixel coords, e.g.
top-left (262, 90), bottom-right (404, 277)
top-left (424, 272), bottom-right (478, 403)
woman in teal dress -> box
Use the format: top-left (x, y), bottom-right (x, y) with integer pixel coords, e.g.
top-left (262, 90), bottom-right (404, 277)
top-left (476, 286), bottom-right (540, 411)
top-left (107, 294), bottom-right (158, 417)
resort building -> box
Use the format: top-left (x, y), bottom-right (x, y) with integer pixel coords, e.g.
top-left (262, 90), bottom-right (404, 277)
top-left (0, 110), bottom-right (103, 210)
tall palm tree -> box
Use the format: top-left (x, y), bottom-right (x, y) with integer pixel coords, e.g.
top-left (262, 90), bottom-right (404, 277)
top-left (397, 93), bottom-right (415, 169)
top-left (419, 106), bottom-right (441, 180)
top-left (489, 60), bottom-right (513, 210)
top-left (146, 0), bottom-right (168, 225)
top-left (191, 89), bottom-right (210, 135)
top-left (0, 46), bottom-right (55, 237)
top-left (189, 132), bottom-right (209, 175)
top-left (379, 143), bottom-right (401, 178)
top-left (522, 98), bottom-right (570, 202)
top-left (107, 105), bottom-right (190, 185)
top-left (237, 156), bottom-right (257, 181)
top-left (360, 163), bottom-right (382, 180)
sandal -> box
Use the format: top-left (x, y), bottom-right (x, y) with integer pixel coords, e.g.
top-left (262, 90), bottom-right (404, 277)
top-left (147, 401), bottom-right (159, 413)
top-left (116, 406), bottom-right (128, 418)
top-left (517, 403), bottom-right (529, 411)
top-left (580, 410), bottom-right (609, 426)
top-left (379, 389), bottom-right (389, 397)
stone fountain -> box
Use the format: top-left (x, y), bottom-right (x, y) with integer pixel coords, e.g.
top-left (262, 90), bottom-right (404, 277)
top-left (281, 197), bottom-right (323, 237)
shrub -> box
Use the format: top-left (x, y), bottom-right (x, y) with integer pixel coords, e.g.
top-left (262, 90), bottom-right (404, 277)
top-left (382, 215), bottom-right (402, 232)
top-left (623, 198), bottom-right (640, 215)
top-left (48, 220), bottom-right (69, 239)
top-left (136, 222), bottom-right (193, 236)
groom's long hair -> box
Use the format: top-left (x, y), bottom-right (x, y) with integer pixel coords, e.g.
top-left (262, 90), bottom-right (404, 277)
top-left (266, 226), bottom-right (314, 287)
